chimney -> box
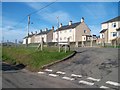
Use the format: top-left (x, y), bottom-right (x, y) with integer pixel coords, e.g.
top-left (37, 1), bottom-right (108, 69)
top-left (69, 21), bottom-right (72, 25)
top-left (35, 31), bottom-right (37, 35)
top-left (59, 23), bottom-right (62, 28)
top-left (31, 32), bottom-right (33, 35)
top-left (52, 26), bottom-right (54, 30)
top-left (40, 29), bottom-right (42, 33)
top-left (81, 17), bottom-right (84, 22)
top-left (45, 28), bottom-right (48, 31)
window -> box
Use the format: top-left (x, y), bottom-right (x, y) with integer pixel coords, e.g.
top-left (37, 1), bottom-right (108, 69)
top-left (64, 30), bottom-right (67, 33)
top-left (112, 23), bottom-right (116, 28)
top-left (84, 30), bottom-right (86, 33)
top-left (112, 32), bottom-right (117, 37)
top-left (70, 30), bottom-right (72, 32)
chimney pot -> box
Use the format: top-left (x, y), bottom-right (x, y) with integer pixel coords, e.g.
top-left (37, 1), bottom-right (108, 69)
top-left (69, 21), bottom-right (72, 25)
top-left (59, 23), bottom-right (62, 28)
top-left (35, 31), bottom-right (37, 35)
top-left (52, 26), bottom-right (54, 30)
top-left (81, 17), bottom-right (84, 22)
top-left (46, 28), bottom-right (48, 31)
top-left (40, 29), bottom-right (42, 33)
top-left (31, 32), bottom-right (33, 35)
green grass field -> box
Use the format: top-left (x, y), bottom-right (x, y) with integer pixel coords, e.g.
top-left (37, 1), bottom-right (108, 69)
top-left (2, 46), bottom-right (73, 71)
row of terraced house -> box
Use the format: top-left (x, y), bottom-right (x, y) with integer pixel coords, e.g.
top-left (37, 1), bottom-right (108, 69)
top-left (23, 17), bottom-right (97, 47)
top-left (23, 16), bottom-right (120, 47)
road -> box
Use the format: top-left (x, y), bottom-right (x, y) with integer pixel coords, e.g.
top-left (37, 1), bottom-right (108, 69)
top-left (2, 47), bottom-right (120, 89)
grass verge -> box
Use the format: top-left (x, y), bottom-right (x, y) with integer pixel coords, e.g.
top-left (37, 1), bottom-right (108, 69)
top-left (2, 46), bottom-right (73, 71)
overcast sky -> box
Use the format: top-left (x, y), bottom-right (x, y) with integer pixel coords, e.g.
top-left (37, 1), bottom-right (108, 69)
top-left (1, 1), bottom-right (119, 42)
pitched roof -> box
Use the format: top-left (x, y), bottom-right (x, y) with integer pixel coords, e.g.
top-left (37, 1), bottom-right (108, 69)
top-left (100, 29), bottom-right (107, 33)
top-left (102, 16), bottom-right (120, 24)
top-left (23, 34), bottom-right (35, 39)
top-left (55, 22), bottom-right (81, 31)
top-left (23, 29), bottom-right (52, 39)
top-left (36, 30), bottom-right (51, 35)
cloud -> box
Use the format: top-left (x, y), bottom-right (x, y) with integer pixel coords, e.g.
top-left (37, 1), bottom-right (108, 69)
top-left (25, 2), bottom-right (44, 10)
top-left (40, 11), bottom-right (73, 24)
top-left (80, 3), bottom-right (107, 20)
top-left (26, 2), bottom-right (76, 25)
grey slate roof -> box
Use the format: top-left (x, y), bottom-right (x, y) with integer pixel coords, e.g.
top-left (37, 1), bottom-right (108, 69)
top-left (102, 16), bottom-right (120, 24)
top-left (36, 30), bottom-right (51, 35)
top-left (23, 34), bottom-right (35, 39)
top-left (55, 22), bottom-right (81, 31)
top-left (23, 30), bottom-right (51, 39)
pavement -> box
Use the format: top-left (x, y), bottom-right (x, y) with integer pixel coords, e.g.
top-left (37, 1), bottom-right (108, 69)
top-left (2, 47), bottom-right (120, 89)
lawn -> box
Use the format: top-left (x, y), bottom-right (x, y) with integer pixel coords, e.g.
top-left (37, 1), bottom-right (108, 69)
top-left (2, 46), bottom-right (73, 71)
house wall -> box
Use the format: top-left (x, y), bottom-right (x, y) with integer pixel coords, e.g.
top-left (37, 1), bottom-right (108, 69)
top-left (117, 30), bottom-right (120, 37)
top-left (35, 34), bottom-right (47, 43)
top-left (47, 30), bottom-right (53, 42)
top-left (23, 39), bottom-right (26, 44)
top-left (101, 23), bottom-right (108, 29)
top-left (59, 28), bottom-right (75, 42)
top-left (31, 35), bottom-right (35, 43)
top-left (108, 21), bottom-right (119, 43)
top-left (52, 28), bottom-right (75, 42)
top-left (75, 22), bottom-right (91, 42)
top-left (101, 21), bottom-right (120, 43)
top-left (52, 31), bottom-right (58, 42)
top-left (28, 37), bottom-right (31, 44)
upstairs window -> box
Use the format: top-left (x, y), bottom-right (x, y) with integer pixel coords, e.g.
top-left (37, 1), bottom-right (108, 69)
top-left (84, 30), bottom-right (86, 33)
top-left (112, 23), bottom-right (116, 28)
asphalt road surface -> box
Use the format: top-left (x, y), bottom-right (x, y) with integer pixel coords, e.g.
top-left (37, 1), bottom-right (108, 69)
top-left (2, 47), bottom-right (120, 89)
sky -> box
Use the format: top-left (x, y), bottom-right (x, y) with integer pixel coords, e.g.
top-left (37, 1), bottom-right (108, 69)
top-left (1, 1), bottom-right (119, 42)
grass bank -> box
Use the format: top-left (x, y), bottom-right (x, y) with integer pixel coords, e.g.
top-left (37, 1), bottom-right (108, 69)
top-left (2, 46), bottom-right (73, 71)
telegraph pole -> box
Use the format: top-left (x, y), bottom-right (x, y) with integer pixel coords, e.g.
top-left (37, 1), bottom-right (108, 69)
top-left (26, 15), bottom-right (30, 47)
top-left (57, 16), bottom-right (60, 52)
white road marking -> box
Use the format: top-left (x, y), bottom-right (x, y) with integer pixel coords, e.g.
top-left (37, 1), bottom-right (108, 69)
top-left (44, 69), bottom-right (53, 72)
top-left (87, 77), bottom-right (100, 82)
top-left (71, 74), bottom-right (82, 78)
top-left (56, 71), bottom-right (66, 75)
top-left (49, 74), bottom-right (58, 77)
top-left (106, 81), bottom-right (120, 87)
top-left (100, 86), bottom-right (109, 88)
top-left (62, 76), bottom-right (75, 81)
top-left (79, 80), bottom-right (94, 86)
top-left (38, 71), bottom-right (45, 74)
